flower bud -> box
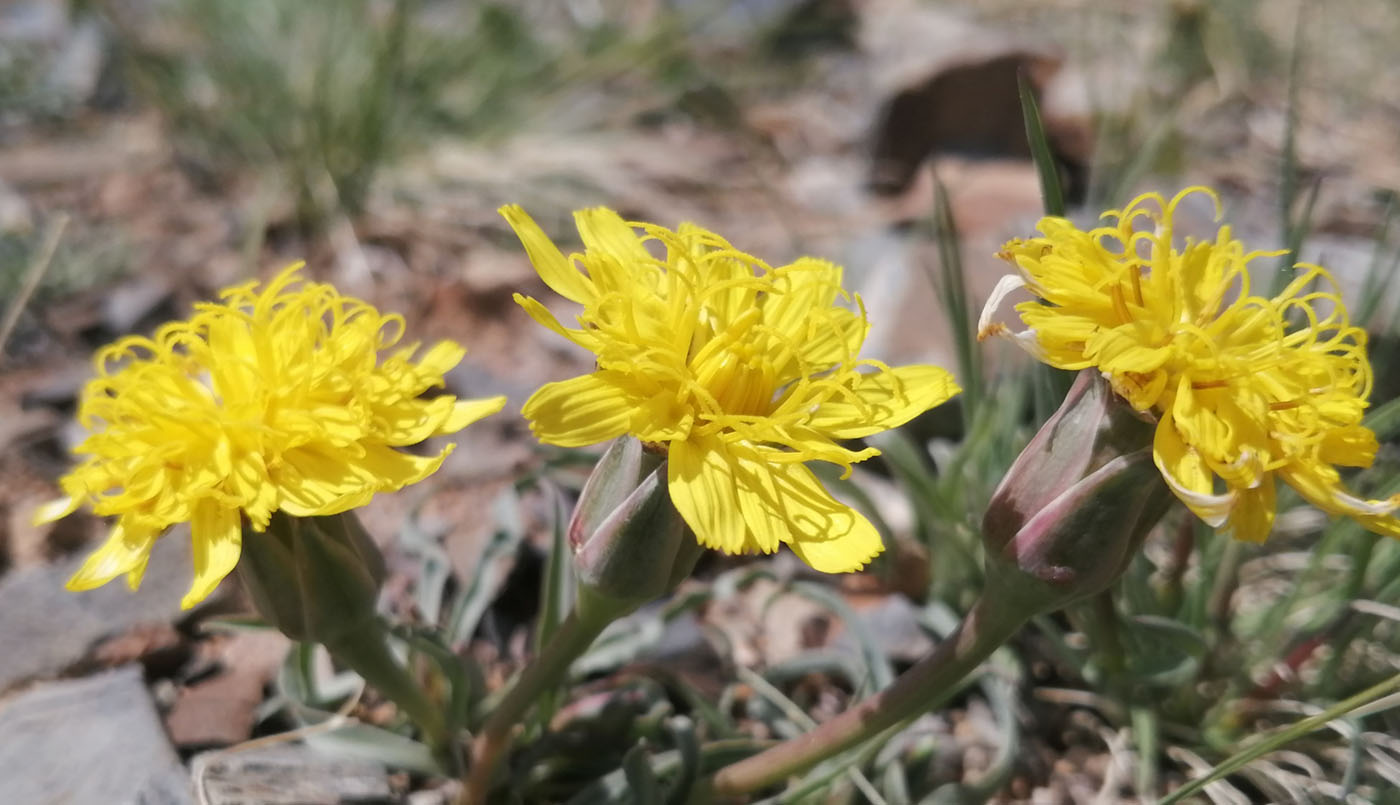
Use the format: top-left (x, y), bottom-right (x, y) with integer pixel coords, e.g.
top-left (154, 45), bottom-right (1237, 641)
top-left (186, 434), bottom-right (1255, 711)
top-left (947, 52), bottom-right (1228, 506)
top-left (982, 372), bottom-right (1172, 614)
top-left (236, 510), bottom-right (386, 644)
top-left (570, 437), bottom-right (703, 620)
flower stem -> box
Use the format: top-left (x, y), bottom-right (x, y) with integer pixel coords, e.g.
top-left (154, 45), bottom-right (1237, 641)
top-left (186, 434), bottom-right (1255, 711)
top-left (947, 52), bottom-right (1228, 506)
top-left (459, 606), bottom-right (613, 804)
top-left (708, 594), bottom-right (1027, 796)
top-left (324, 622), bottom-right (450, 757)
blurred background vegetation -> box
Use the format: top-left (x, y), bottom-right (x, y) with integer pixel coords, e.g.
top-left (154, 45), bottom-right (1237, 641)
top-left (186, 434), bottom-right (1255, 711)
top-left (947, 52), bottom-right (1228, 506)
top-left (2, 0), bottom-right (1400, 802)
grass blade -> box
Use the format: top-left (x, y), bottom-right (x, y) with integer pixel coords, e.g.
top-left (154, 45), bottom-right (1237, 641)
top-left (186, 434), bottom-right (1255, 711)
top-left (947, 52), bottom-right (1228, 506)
top-left (536, 481), bottom-right (572, 652)
top-left (1018, 72), bottom-right (1065, 217)
top-left (1271, 7), bottom-right (1311, 298)
top-left (928, 172), bottom-right (983, 414)
top-left (1355, 192), bottom-right (1399, 328)
top-left (1160, 671), bottom-right (1400, 804)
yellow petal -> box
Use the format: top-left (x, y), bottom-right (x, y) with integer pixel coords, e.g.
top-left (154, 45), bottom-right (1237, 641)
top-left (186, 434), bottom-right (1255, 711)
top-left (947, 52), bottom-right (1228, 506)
top-left (764, 258), bottom-right (842, 340)
top-left (1153, 410), bottom-right (1232, 527)
top-left (184, 501), bottom-right (242, 609)
top-left (728, 442), bottom-right (884, 571)
top-left (356, 443), bottom-right (453, 492)
top-left (440, 395), bottom-right (508, 433)
top-left (786, 515), bottom-right (883, 573)
top-left (1170, 380), bottom-right (1232, 464)
top-left (67, 521), bottom-right (158, 592)
top-left (33, 495), bottom-right (80, 525)
top-left (514, 294), bottom-right (596, 350)
top-left (414, 340), bottom-right (467, 377)
top-left (1280, 462), bottom-right (1400, 527)
top-left (277, 445), bottom-right (377, 515)
top-left (501, 205), bottom-right (595, 304)
top-left (575, 207), bottom-right (653, 268)
top-left (667, 435), bottom-right (747, 555)
top-left (1319, 424), bottom-right (1378, 468)
top-left (374, 396), bottom-right (460, 444)
top-left (803, 364), bottom-right (960, 439)
top-left (1227, 476), bottom-right (1276, 543)
top-left (522, 373), bottom-right (634, 448)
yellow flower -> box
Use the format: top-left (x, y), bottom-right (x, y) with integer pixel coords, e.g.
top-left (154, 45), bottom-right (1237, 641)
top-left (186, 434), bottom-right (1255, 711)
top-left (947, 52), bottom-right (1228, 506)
top-left (504, 206), bottom-right (959, 572)
top-left (35, 265), bottom-right (506, 608)
top-left (979, 187), bottom-right (1398, 542)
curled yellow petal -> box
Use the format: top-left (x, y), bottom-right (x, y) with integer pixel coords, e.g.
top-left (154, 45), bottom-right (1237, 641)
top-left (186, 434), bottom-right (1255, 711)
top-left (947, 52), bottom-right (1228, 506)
top-left (45, 265), bottom-right (501, 606)
top-left (988, 186), bottom-right (1397, 541)
top-left (510, 207), bottom-right (957, 573)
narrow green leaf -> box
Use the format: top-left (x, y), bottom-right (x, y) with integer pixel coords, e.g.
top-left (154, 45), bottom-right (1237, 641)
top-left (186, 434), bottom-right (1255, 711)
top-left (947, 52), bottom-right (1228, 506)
top-left (1018, 72), bottom-right (1065, 217)
top-left (565, 741), bottom-right (766, 805)
top-left (738, 667), bottom-right (886, 804)
top-left (1271, 10), bottom-right (1312, 298)
top-left (928, 172), bottom-right (983, 415)
top-left (1277, 6), bottom-right (1305, 280)
top-left (663, 717), bottom-right (700, 805)
top-left (1160, 671), bottom-right (1400, 804)
top-left (622, 742), bottom-right (662, 804)
top-left (536, 481), bottom-right (573, 651)
top-left (1364, 395), bottom-right (1400, 441)
top-left (1132, 705), bottom-right (1160, 800)
top-left (301, 716), bottom-right (442, 775)
top-left (1355, 192), bottom-right (1398, 327)
top-left (1271, 177), bottom-right (1321, 298)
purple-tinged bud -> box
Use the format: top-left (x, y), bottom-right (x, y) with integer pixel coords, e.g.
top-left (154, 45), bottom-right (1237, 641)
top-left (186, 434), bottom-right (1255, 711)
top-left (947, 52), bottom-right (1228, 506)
top-left (570, 437), bottom-right (702, 619)
top-left (236, 510), bottom-right (386, 644)
top-left (983, 373), bottom-right (1172, 613)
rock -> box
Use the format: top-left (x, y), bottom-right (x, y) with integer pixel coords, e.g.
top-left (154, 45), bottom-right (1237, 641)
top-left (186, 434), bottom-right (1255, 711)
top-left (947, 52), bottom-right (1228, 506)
top-left (0, 1), bottom-right (66, 45)
top-left (165, 630), bottom-right (291, 749)
top-left (0, 665), bottom-right (193, 805)
top-left (860, 3), bottom-right (1088, 203)
top-left (44, 17), bottom-right (105, 106)
top-left (100, 275), bottom-right (175, 335)
top-left (0, 178), bottom-right (34, 234)
top-left (830, 593), bottom-right (935, 665)
top-left (191, 744), bottom-right (394, 805)
top-left (0, 531), bottom-right (193, 691)
top-left (854, 157), bottom-right (1046, 370)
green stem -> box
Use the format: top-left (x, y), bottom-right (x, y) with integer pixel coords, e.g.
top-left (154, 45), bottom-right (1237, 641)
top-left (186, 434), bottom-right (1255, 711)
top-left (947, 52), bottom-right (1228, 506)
top-left (708, 594), bottom-right (1026, 795)
top-left (1087, 590), bottom-right (1126, 681)
top-left (459, 605), bottom-right (613, 804)
top-left (1207, 539), bottom-right (1244, 634)
top-left (1131, 704), bottom-right (1159, 799)
top-left (324, 622), bottom-right (449, 754)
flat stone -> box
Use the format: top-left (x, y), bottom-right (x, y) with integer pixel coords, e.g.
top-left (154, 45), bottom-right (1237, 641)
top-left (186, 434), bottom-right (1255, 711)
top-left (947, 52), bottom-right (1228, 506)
top-left (0, 665), bottom-right (193, 805)
top-left (830, 593), bottom-right (935, 664)
top-left (191, 744), bottom-right (394, 805)
top-left (0, 532), bottom-right (193, 691)
top-left (165, 630), bottom-right (291, 749)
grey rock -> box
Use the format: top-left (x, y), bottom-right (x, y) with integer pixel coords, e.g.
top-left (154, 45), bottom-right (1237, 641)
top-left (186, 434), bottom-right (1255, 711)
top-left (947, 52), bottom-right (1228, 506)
top-left (45, 17), bottom-right (105, 105)
top-left (0, 532), bottom-right (192, 691)
top-left (0, 665), bottom-right (193, 805)
top-left (101, 275), bottom-right (174, 334)
top-left (0, 1), bottom-right (67, 45)
top-left (191, 744), bottom-right (394, 805)
top-left (829, 593), bottom-right (934, 664)
top-left (0, 178), bottom-right (33, 234)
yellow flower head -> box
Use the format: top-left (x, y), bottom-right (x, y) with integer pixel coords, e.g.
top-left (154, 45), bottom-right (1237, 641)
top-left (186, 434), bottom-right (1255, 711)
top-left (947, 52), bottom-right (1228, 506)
top-left (979, 187), bottom-right (1398, 542)
top-left (504, 206), bottom-right (959, 572)
top-left (36, 265), bottom-right (507, 608)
